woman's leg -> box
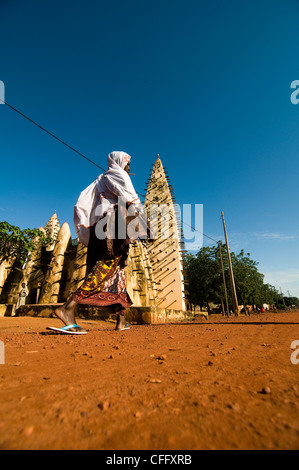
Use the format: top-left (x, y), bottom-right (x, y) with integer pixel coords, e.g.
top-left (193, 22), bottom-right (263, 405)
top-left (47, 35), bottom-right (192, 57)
top-left (55, 298), bottom-right (78, 326)
top-left (114, 305), bottom-right (128, 330)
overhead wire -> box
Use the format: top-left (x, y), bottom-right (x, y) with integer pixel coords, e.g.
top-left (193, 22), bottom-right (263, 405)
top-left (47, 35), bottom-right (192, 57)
top-left (0, 97), bottom-right (106, 172)
top-left (0, 97), bottom-right (219, 245)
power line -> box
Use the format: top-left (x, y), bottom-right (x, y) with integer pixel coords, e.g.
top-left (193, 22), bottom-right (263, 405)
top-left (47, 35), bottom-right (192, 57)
top-left (0, 97), bottom-right (106, 172)
top-left (0, 97), bottom-right (219, 245)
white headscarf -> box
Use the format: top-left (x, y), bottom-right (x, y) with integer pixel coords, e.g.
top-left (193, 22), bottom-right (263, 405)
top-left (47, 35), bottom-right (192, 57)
top-left (74, 151), bottom-right (142, 246)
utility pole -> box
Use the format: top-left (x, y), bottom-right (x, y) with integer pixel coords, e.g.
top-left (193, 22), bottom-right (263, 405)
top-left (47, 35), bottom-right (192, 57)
top-left (280, 287), bottom-right (286, 306)
top-left (218, 241), bottom-right (229, 317)
top-left (221, 211), bottom-right (239, 316)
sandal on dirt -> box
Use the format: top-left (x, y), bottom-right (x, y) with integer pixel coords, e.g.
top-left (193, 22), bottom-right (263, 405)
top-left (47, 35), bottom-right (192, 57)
top-left (118, 323), bottom-right (130, 331)
top-left (46, 324), bottom-right (87, 335)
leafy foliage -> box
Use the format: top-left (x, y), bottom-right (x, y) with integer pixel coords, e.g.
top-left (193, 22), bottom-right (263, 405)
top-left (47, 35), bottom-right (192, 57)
top-left (185, 242), bottom-right (281, 310)
top-left (282, 296), bottom-right (299, 308)
top-left (0, 221), bottom-right (53, 266)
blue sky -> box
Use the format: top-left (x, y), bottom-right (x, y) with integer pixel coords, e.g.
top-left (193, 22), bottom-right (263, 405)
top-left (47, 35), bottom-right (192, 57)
top-left (0, 0), bottom-right (298, 297)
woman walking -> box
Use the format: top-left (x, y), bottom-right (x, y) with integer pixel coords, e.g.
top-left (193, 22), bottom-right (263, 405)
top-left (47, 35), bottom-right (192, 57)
top-left (48, 151), bottom-right (147, 335)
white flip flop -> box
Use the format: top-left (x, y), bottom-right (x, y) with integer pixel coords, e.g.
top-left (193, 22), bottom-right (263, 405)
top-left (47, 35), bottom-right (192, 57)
top-left (46, 323), bottom-right (87, 335)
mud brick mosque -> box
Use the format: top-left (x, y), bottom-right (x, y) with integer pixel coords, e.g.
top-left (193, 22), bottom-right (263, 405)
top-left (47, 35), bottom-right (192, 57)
top-left (0, 157), bottom-right (194, 323)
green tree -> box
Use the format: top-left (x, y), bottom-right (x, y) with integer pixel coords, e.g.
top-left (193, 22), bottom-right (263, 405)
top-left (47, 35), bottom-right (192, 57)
top-left (230, 249), bottom-right (264, 307)
top-left (261, 283), bottom-right (281, 306)
top-left (185, 246), bottom-right (223, 311)
top-left (185, 243), bottom-right (280, 312)
top-left (284, 296), bottom-right (299, 308)
top-left (0, 221), bottom-right (53, 266)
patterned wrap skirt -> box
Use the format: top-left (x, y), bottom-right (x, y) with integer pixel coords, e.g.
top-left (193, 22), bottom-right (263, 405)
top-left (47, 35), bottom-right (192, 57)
top-left (72, 255), bottom-right (133, 309)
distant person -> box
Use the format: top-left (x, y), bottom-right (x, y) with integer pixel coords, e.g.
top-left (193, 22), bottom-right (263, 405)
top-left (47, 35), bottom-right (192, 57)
top-left (15, 283), bottom-right (29, 313)
top-left (48, 151), bottom-right (150, 335)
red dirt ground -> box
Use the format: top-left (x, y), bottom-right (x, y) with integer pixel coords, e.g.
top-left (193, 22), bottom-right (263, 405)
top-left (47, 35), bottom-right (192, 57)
top-left (0, 311), bottom-right (299, 450)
